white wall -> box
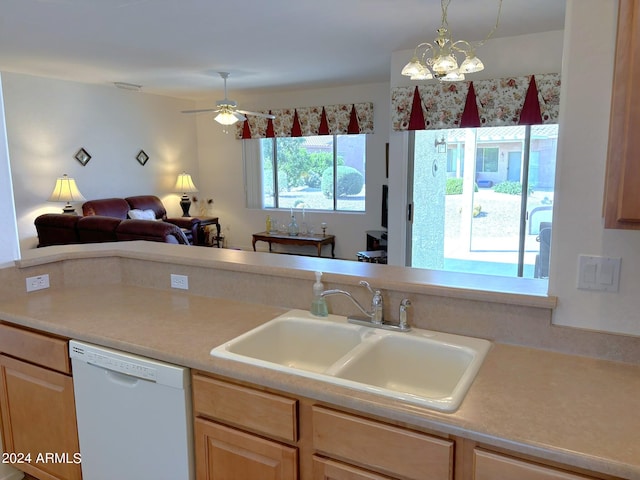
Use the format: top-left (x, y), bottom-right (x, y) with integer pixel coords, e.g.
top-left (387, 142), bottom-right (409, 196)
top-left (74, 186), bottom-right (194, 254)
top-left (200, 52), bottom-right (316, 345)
top-left (0, 75), bottom-right (20, 267)
top-left (2, 73), bottom-right (199, 251)
top-left (550, 0), bottom-right (640, 337)
top-left (194, 82), bottom-right (390, 259)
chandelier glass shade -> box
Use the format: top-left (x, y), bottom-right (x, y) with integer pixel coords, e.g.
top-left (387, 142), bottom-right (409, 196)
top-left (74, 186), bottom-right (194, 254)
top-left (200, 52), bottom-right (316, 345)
top-left (401, 0), bottom-right (503, 82)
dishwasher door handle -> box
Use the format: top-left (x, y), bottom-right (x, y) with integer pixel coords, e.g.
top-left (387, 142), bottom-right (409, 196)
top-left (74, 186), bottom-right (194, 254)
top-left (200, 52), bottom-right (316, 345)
top-left (104, 369), bottom-right (142, 387)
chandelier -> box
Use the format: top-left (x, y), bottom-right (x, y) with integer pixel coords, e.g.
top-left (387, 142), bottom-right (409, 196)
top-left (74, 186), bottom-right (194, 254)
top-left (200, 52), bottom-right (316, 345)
top-left (401, 0), bottom-right (503, 82)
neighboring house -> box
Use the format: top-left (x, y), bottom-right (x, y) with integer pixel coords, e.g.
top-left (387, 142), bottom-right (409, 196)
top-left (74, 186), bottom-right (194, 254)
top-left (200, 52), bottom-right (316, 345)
top-left (444, 125), bottom-right (558, 189)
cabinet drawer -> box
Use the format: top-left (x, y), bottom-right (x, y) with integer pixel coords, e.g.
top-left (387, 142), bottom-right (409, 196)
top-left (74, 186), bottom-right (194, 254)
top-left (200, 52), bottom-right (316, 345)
top-left (193, 374), bottom-right (298, 442)
top-left (312, 406), bottom-right (453, 480)
top-left (312, 455), bottom-right (396, 480)
top-left (0, 323), bottom-right (70, 374)
top-left (473, 449), bottom-right (597, 480)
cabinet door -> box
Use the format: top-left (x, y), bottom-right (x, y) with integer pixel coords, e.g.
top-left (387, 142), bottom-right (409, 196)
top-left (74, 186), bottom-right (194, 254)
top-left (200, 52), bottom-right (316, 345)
top-left (312, 455), bottom-right (396, 480)
top-left (0, 354), bottom-right (81, 480)
top-left (604, 0), bottom-right (640, 227)
top-left (195, 418), bottom-right (298, 480)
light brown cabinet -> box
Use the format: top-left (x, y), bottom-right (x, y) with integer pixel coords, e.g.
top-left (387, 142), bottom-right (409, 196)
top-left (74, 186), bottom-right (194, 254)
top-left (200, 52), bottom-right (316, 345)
top-left (192, 372), bottom-right (623, 480)
top-left (604, 0), bottom-right (640, 228)
top-left (192, 373), bottom-right (299, 480)
top-left (0, 323), bottom-right (81, 480)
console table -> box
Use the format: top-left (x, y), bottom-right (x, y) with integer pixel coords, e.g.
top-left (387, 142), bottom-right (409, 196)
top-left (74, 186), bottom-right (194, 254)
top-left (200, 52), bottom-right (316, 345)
top-left (252, 231), bottom-right (335, 258)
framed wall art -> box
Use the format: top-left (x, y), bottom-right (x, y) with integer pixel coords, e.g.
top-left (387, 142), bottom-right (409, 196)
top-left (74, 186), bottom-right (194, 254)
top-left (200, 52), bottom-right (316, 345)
top-left (136, 150), bottom-right (149, 166)
top-left (74, 148), bottom-right (91, 166)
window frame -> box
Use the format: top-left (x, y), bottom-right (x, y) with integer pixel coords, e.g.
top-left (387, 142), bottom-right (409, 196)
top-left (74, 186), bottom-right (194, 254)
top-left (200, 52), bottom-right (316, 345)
top-left (260, 134), bottom-right (366, 213)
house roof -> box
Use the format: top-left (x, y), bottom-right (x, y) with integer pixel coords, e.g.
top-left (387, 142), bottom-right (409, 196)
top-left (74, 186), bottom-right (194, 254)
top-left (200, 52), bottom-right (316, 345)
top-left (446, 125), bottom-right (559, 143)
top-left (0, 0), bottom-right (566, 99)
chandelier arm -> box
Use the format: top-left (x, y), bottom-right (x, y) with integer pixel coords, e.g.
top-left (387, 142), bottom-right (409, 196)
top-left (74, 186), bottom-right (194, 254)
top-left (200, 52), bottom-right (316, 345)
top-left (413, 42), bottom-right (433, 57)
top-left (451, 40), bottom-right (474, 54)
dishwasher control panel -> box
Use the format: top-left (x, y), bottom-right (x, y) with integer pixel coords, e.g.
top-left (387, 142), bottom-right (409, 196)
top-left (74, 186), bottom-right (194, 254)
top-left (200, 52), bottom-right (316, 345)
top-left (70, 341), bottom-right (157, 382)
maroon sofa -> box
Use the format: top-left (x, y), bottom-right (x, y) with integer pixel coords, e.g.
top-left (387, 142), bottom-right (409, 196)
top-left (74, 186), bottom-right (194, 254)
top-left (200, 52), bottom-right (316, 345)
top-left (34, 195), bottom-right (219, 248)
top-left (82, 196), bottom-right (201, 243)
top-left (34, 214), bottom-right (190, 247)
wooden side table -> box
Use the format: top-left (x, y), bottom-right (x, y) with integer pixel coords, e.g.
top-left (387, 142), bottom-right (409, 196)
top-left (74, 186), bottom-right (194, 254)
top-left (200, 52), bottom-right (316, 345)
top-left (252, 231), bottom-right (335, 257)
top-left (190, 217), bottom-right (221, 247)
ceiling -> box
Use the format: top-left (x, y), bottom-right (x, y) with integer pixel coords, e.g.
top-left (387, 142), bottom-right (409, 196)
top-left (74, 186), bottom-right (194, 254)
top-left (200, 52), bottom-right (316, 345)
top-left (0, 0), bottom-right (566, 99)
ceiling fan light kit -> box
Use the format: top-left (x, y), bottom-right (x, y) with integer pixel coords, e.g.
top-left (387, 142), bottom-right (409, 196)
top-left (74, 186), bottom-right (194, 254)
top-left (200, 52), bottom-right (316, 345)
top-left (402, 0), bottom-right (503, 82)
top-left (181, 72), bottom-right (275, 130)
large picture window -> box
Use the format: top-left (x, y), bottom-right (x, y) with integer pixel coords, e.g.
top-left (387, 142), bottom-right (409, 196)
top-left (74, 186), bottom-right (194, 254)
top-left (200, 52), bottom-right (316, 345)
top-left (260, 135), bottom-right (366, 212)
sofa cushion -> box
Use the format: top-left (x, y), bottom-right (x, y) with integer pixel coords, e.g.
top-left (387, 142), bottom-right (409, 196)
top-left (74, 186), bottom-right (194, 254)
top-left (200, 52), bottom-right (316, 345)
top-left (82, 198), bottom-right (130, 219)
top-left (115, 219), bottom-right (189, 244)
top-left (128, 209), bottom-right (157, 220)
top-left (125, 196), bottom-right (167, 220)
top-left (77, 216), bottom-right (120, 243)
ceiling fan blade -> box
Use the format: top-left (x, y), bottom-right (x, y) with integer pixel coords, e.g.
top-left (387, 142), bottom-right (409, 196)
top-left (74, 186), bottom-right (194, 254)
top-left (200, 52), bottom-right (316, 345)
top-left (237, 110), bottom-right (276, 119)
top-left (233, 111), bottom-right (247, 122)
top-left (181, 108), bottom-right (218, 114)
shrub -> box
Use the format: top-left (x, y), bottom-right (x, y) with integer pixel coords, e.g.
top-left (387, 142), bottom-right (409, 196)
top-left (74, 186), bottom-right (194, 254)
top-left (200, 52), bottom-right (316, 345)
top-left (321, 166), bottom-right (364, 198)
top-left (493, 181), bottom-right (533, 195)
top-left (446, 178), bottom-right (464, 195)
top-left (306, 171), bottom-right (322, 189)
top-left (446, 178), bottom-right (479, 195)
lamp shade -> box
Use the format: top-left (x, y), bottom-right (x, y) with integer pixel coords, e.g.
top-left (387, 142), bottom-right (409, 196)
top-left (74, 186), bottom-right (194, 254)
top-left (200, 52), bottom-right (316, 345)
top-left (214, 111), bottom-right (240, 126)
top-left (48, 174), bottom-right (86, 203)
top-left (174, 172), bottom-right (198, 193)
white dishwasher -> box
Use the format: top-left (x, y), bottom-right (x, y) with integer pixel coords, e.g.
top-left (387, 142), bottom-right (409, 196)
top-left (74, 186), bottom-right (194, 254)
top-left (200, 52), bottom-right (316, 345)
top-left (69, 340), bottom-right (194, 480)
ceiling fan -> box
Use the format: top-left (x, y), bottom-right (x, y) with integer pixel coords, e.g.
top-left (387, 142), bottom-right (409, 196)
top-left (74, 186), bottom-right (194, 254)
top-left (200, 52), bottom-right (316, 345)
top-left (182, 72), bottom-right (275, 126)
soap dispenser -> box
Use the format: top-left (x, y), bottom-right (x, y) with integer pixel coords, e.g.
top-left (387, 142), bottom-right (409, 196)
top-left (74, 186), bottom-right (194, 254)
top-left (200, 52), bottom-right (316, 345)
top-left (310, 271), bottom-right (329, 317)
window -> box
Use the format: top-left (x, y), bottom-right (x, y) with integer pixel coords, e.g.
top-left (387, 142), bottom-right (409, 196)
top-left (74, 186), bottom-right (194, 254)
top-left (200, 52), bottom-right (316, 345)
top-left (408, 125), bottom-right (558, 279)
top-left (260, 135), bottom-right (366, 212)
top-left (475, 147), bottom-right (499, 173)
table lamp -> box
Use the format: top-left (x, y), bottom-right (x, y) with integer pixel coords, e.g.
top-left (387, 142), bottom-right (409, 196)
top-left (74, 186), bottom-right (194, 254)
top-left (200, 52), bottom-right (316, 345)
top-left (48, 174), bottom-right (86, 214)
top-left (174, 172), bottom-right (198, 217)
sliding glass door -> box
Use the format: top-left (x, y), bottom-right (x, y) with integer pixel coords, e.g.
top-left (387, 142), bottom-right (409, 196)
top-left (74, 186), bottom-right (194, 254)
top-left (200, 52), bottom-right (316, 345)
top-left (407, 125), bottom-right (558, 278)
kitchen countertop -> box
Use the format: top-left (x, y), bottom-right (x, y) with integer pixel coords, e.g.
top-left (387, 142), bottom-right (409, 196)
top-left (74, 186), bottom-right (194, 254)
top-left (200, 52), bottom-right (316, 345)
top-left (0, 284), bottom-right (638, 479)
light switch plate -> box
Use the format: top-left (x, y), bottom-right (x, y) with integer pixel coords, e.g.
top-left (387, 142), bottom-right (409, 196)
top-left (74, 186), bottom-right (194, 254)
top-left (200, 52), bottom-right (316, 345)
top-left (577, 255), bottom-right (621, 292)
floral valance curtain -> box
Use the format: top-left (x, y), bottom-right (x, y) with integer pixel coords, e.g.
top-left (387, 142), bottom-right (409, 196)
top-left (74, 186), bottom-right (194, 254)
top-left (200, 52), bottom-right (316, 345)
top-left (236, 102), bottom-right (374, 139)
top-left (391, 73), bottom-right (561, 131)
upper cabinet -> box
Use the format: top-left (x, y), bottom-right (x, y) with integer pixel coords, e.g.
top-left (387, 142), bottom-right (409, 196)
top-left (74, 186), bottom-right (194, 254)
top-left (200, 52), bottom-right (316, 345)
top-left (604, 0), bottom-right (640, 228)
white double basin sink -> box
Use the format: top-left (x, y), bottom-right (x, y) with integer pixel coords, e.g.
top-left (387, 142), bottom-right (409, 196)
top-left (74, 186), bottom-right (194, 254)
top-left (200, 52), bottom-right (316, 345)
top-left (210, 309), bottom-right (491, 412)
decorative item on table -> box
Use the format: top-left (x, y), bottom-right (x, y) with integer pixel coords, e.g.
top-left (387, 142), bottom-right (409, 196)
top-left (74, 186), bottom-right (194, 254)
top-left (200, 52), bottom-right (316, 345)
top-left (74, 148), bottom-right (91, 166)
top-left (48, 174), bottom-right (86, 214)
top-left (321, 222), bottom-right (327, 236)
top-left (270, 218), bottom-right (279, 233)
top-left (288, 214), bottom-right (299, 236)
top-left (174, 172), bottom-right (198, 217)
top-left (196, 197), bottom-right (213, 216)
top-left (265, 215), bottom-right (272, 233)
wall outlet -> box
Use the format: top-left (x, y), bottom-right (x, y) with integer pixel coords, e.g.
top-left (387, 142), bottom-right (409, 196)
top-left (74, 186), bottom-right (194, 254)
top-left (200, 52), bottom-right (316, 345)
top-left (26, 274), bottom-right (50, 292)
top-left (170, 274), bottom-right (189, 290)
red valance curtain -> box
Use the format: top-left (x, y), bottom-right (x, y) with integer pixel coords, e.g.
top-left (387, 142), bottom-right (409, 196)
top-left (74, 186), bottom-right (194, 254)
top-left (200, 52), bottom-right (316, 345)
top-left (236, 102), bottom-right (374, 139)
top-left (391, 73), bottom-right (560, 131)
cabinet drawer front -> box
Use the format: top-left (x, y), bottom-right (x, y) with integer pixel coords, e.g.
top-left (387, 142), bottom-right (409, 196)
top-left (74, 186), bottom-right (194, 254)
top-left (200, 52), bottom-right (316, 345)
top-left (312, 406), bottom-right (453, 480)
top-left (193, 374), bottom-right (298, 442)
top-left (473, 449), bottom-right (596, 480)
top-left (312, 455), bottom-right (396, 480)
top-left (195, 418), bottom-right (298, 480)
top-left (0, 323), bottom-right (70, 374)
